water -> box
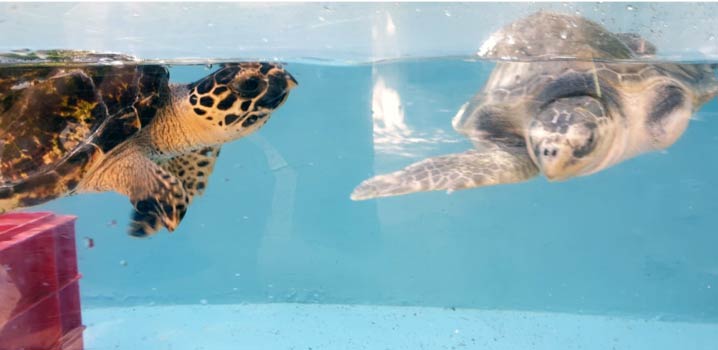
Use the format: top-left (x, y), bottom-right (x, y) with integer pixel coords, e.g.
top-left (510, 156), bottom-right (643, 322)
top-left (1, 4), bottom-right (718, 347)
top-left (0, 56), bottom-right (714, 349)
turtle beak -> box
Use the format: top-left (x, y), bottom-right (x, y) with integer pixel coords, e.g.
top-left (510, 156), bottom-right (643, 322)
top-left (284, 72), bottom-right (298, 90)
top-left (535, 141), bottom-right (573, 182)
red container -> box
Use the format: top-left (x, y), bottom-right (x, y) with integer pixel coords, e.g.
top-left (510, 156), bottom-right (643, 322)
top-left (0, 212), bottom-right (84, 350)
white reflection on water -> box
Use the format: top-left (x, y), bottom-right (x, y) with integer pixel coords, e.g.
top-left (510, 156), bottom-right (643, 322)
top-left (370, 11), bottom-right (461, 158)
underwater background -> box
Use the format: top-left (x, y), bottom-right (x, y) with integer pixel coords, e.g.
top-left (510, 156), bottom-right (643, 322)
top-left (1, 2), bottom-right (718, 349)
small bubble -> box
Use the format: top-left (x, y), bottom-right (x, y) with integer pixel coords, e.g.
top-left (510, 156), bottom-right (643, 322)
top-left (234, 273), bottom-right (241, 277)
top-left (207, 22), bottom-right (215, 28)
top-left (119, 260), bottom-right (127, 267)
top-left (131, 13), bottom-right (140, 17)
top-left (200, 299), bottom-right (208, 305)
top-left (443, 9), bottom-right (451, 17)
top-left (232, 287), bottom-right (238, 291)
top-left (242, 216), bottom-right (249, 220)
top-left (318, 16), bottom-right (326, 22)
top-left (626, 4), bottom-right (636, 11)
top-left (709, 34), bottom-right (715, 41)
top-left (261, 38), bottom-right (269, 43)
top-left (559, 31), bottom-right (568, 40)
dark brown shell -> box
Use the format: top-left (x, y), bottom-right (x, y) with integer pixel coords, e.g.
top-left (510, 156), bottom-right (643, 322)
top-left (0, 62), bottom-right (170, 186)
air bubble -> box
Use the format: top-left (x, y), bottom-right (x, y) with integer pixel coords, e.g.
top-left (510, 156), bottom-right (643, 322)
top-left (626, 5), bottom-right (636, 11)
top-left (443, 9), bottom-right (451, 17)
top-left (119, 260), bottom-right (127, 267)
top-left (560, 31), bottom-right (568, 40)
top-left (318, 16), bottom-right (326, 22)
top-left (200, 299), bottom-right (208, 305)
top-left (709, 34), bottom-right (715, 41)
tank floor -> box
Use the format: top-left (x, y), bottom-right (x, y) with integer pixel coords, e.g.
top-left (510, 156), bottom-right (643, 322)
top-left (83, 303), bottom-right (718, 349)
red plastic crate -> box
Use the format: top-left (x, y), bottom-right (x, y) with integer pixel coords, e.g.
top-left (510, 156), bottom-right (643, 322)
top-left (0, 212), bottom-right (84, 350)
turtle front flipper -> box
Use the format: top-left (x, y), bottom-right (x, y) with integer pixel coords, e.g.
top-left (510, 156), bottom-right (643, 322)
top-left (78, 143), bottom-right (188, 237)
top-left (351, 148), bottom-right (538, 201)
top-left (159, 146), bottom-right (221, 205)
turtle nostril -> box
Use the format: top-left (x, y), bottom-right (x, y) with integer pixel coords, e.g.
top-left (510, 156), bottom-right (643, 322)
top-left (543, 148), bottom-right (558, 157)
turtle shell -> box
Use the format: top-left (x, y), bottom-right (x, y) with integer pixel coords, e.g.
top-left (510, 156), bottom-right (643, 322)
top-left (0, 58), bottom-right (170, 188)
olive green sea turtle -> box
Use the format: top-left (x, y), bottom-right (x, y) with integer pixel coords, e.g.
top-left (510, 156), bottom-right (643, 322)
top-left (351, 12), bottom-right (718, 200)
top-left (0, 50), bottom-right (297, 236)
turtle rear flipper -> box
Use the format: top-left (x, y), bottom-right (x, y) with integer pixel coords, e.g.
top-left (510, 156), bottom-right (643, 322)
top-left (351, 148), bottom-right (538, 201)
top-left (78, 142), bottom-right (188, 237)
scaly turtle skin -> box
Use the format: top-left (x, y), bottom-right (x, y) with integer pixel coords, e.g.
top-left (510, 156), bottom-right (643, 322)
top-left (0, 51), bottom-right (297, 237)
top-left (351, 12), bottom-right (718, 200)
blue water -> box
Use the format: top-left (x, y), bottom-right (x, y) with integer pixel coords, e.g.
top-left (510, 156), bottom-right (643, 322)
top-left (33, 59), bottom-right (718, 348)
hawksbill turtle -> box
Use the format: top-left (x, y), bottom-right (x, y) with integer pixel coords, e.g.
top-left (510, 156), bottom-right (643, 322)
top-left (351, 12), bottom-right (718, 201)
top-left (0, 50), bottom-right (297, 236)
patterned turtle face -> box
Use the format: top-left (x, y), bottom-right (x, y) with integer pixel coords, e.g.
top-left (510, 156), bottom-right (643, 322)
top-left (528, 96), bottom-right (616, 180)
top-left (186, 62), bottom-right (297, 142)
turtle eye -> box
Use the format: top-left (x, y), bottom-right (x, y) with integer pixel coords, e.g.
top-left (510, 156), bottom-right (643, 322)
top-left (231, 75), bottom-right (266, 98)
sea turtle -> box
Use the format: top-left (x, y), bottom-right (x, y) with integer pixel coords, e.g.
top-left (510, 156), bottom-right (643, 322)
top-left (0, 50), bottom-right (297, 236)
top-left (351, 12), bottom-right (718, 200)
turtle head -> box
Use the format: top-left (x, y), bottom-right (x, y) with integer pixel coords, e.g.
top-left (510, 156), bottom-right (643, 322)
top-left (528, 96), bottom-right (615, 181)
top-left (186, 62), bottom-right (297, 142)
